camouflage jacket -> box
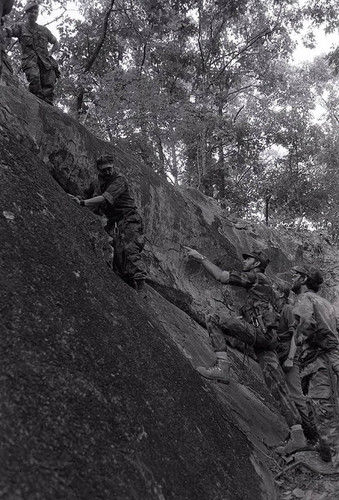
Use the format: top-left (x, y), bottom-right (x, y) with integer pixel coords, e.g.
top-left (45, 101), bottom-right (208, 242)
top-left (293, 291), bottom-right (339, 366)
top-left (99, 173), bottom-right (137, 226)
top-left (9, 22), bottom-right (57, 71)
top-left (276, 304), bottom-right (297, 362)
top-left (228, 270), bottom-right (279, 329)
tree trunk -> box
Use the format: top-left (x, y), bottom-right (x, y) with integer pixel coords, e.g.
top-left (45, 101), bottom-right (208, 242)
top-left (153, 125), bottom-right (166, 177)
top-left (170, 141), bottom-right (178, 185)
top-left (265, 195), bottom-right (271, 226)
top-left (76, 0), bottom-right (116, 114)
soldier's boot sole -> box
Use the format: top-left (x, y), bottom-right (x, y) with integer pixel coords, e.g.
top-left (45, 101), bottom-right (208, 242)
top-left (196, 366), bottom-right (230, 384)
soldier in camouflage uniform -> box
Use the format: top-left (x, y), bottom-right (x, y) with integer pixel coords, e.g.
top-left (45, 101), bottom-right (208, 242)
top-left (292, 266), bottom-right (339, 466)
top-left (184, 246), bottom-right (308, 454)
top-left (70, 154), bottom-right (147, 293)
top-left (275, 284), bottom-right (331, 460)
top-left (4, 1), bottom-right (60, 104)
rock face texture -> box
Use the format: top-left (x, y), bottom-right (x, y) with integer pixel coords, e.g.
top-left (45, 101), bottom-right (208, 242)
top-left (1, 80), bottom-right (338, 499)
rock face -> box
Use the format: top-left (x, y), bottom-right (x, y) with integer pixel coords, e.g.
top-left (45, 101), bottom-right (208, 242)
top-left (1, 80), bottom-right (338, 499)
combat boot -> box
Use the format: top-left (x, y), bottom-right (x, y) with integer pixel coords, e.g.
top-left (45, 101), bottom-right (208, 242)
top-left (276, 424), bottom-right (307, 455)
top-left (315, 439), bottom-right (332, 462)
top-left (196, 352), bottom-right (230, 384)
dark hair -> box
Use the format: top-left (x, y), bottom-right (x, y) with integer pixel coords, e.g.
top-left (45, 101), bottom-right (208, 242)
top-left (306, 270), bottom-right (323, 292)
top-left (293, 265), bottom-right (323, 292)
top-left (242, 251), bottom-right (270, 272)
top-left (97, 154), bottom-right (114, 166)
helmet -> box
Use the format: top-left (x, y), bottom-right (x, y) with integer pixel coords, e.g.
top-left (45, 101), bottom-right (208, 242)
top-left (292, 265), bottom-right (323, 285)
top-left (242, 251), bottom-right (270, 271)
top-left (97, 154), bottom-right (114, 167)
top-left (24, 1), bottom-right (39, 12)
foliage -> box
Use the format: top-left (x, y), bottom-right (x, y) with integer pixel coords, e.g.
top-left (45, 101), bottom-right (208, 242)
top-left (3, 0), bottom-right (339, 237)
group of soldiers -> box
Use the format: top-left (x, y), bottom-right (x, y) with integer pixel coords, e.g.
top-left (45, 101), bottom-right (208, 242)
top-left (67, 146), bottom-right (339, 466)
top-left (0, 0), bottom-right (60, 105)
top-left (184, 245), bottom-right (339, 465)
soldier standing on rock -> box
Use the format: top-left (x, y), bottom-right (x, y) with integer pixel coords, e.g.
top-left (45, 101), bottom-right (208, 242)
top-left (70, 154), bottom-right (147, 294)
top-left (275, 283), bottom-right (331, 460)
top-left (291, 266), bottom-right (339, 467)
top-left (184, 246), bottom-right (309, 454)
top-left (4, 1), bottom-right (60, 104)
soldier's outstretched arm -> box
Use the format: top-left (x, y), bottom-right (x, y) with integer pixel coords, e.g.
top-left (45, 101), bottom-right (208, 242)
top-left (184, 246), bottom-right (230, 283)
top-left (69, 193), bottom-right (105, 207)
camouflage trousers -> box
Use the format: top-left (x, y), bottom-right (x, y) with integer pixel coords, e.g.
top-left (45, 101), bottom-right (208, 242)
top-left (206, 313), bottom-right (301, 427)
top-left (0, 27), bottom-right (12, 76)
top-left (284, 364), bottom-right (319, 444)
top-left (301, 356), bottom-right (339, 465)
top-left (106, 212), bottom-right (147, 286)
top-left (24, 60), bottom-right (56, 104)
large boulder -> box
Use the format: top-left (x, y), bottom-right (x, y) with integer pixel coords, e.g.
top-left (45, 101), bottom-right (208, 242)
top-left (0, 111), bottom-right (280, 499)
top-left (3, 77), bottom-right (338, 499)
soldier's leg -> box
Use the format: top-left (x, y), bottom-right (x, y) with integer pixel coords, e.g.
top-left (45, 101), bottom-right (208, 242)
top-left (105, 227), bottom-right (129, 283)
top-left (40, 65), bottom-right (56, 105)
top-left (214, 313), bottom-right (259, 344)
top-left (120, 216), bottom-right (147, 286)
top-left (257, 350), bottom-right (302, 428)
top-left (285, 365), bottom-right (320, 444)
top-left (0, 25), bottom-right (4, 78)
top-left (196, 314), bottom-right (260, 384)
top-left (327, 350), bottom-right (339, 377)
top-left (255, 351), bottom-right (310, 455)
top-left (24, 65), bottom-right (44, 99)
top-left (194, 313), bottom-right (238, 384)
top-left (306, 367), bottom-right (339, 465)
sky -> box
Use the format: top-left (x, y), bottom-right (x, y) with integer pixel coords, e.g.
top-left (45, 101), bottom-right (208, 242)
top-left (292, 27), bottom-right (339, 64)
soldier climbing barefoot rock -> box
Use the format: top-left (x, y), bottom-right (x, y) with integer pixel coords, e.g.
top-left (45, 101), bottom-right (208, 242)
top-left (70, 154), bottom-right (147, 295)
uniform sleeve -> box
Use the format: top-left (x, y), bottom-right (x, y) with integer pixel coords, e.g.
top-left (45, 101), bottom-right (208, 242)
top-left (7, 24), bottom-right (21, 38)
top-left (102, 176), bottom-right (127, 206)
top-left (228, 270), bottom-right (257, 288)
top-left (282, 304), bottom-right (296, 332)
top-left (45, 27), bottom-right (57, 44)
top-left (293, 295), bottom-right (316, 338)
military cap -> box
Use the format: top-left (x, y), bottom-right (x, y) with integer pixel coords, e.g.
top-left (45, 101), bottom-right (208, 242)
top-left (242, 250), bottom-right (270, 270)
top-left (292, 265), bottom-right (323, 285)
top-left (97, 153), bottom-right (114, 167)
top-left (24, 1), bottom-right (39, 12)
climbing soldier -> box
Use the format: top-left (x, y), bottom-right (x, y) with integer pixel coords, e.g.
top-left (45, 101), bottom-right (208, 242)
top-left (184, 246), bottom-right (309, 454)
top-left (292, 265), bottom-right (339, 467)
top-left (70, 153), bottom-right (147, 294)
top-left (4, 1), bottom-right (60, 104)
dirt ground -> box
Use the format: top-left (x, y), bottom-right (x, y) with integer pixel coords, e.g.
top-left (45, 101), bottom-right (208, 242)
top-left (275, 451), bottom-right (339, 499)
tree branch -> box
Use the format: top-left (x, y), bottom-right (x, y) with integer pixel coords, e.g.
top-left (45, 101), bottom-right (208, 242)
top-left (84, 0), bottom-right (116, 73)
top-left (77, 0), bottom-right (115, 113)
